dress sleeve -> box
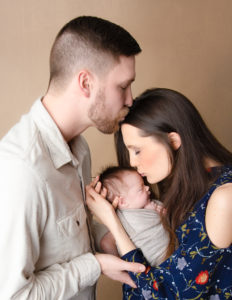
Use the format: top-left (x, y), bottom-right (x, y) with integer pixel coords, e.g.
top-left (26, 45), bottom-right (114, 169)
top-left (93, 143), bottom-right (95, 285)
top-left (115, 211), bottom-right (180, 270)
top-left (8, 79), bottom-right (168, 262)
top-left (122, 249), bottom-right (179, 299)
top-left (121, 230), bottom-right (227, 299)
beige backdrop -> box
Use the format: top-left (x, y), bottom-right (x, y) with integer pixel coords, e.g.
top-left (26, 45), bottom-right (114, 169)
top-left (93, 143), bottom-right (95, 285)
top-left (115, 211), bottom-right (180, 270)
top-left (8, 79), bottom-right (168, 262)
top-left (1, 0), bottom-right (232, 299)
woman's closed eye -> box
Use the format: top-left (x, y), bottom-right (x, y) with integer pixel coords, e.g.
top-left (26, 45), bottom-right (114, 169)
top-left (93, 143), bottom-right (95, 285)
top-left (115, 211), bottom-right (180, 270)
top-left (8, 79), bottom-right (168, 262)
top-left (127, 146), bottom-right (140, 157)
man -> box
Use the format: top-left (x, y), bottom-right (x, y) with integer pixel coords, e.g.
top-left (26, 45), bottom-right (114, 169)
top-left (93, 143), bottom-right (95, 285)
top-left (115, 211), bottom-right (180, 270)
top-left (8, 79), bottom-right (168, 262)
top-left (0, 16), bottom-right (144, 299)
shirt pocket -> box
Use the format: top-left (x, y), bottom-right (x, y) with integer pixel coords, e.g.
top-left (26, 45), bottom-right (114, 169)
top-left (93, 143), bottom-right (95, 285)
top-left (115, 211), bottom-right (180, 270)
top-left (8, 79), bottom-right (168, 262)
top-left (57, 204), bottom-right (87, 238)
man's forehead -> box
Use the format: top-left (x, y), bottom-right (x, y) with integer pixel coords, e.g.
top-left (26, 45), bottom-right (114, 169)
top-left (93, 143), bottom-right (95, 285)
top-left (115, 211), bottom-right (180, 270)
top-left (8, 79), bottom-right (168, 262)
top-left (110, 55), bottom-right (135, 77)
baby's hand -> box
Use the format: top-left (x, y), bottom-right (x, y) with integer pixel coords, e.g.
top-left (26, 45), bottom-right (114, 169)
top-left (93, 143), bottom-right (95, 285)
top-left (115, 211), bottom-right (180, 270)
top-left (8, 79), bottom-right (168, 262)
top-left (144, 201), bottom-right (166, 215)
top-left (144, 201), bottom-right (157, 210)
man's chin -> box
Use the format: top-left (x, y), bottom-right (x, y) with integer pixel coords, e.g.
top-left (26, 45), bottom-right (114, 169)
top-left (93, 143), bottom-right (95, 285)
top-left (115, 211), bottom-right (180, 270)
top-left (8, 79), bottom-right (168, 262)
top-left (97, 121), bottom-right (119, 134)
top-left (97, 126), bottom-right (115, 134)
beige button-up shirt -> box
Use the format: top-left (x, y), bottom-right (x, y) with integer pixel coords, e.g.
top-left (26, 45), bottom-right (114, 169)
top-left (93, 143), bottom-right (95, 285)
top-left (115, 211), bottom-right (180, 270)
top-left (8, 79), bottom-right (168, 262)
top-left (0, 99), bottom-right (101, 299)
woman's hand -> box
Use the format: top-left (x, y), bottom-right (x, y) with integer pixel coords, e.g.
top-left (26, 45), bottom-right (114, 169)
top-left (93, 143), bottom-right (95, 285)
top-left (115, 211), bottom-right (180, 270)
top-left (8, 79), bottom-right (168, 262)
top-left (86, 177), bottom-right (136, 255)
top-left (86, 177), bottom-right (118, 228)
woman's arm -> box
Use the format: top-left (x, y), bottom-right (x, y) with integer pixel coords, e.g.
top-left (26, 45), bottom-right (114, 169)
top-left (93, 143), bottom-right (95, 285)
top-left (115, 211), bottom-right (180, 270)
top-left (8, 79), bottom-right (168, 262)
top-left (86, 181), bottom-right (136, 255)
top-left (205, 182), bottom-right (232, 248)
top-left (86, 179), bottom-right (232, 299)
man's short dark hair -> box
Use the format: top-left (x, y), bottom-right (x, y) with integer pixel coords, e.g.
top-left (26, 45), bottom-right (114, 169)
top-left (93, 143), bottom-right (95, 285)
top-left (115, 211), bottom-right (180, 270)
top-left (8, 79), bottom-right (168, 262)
top-left (48, 16), bottom-right (141, 91)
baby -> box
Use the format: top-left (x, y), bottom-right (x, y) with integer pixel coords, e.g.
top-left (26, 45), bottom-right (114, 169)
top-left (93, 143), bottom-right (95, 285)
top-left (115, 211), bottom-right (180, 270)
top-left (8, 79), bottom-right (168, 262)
top-left (99, 166), bottom-right (169, 266)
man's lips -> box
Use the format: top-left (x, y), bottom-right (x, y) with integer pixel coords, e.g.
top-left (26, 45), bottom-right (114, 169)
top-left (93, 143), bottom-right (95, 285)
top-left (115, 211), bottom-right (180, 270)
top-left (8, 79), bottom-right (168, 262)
top-left (118, 108), bottom-right (129, 121)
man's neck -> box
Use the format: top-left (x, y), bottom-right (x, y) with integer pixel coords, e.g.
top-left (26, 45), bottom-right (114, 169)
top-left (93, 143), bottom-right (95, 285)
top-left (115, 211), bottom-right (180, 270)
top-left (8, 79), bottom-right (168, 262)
top-left (42, 92), bottom-right (90, 142)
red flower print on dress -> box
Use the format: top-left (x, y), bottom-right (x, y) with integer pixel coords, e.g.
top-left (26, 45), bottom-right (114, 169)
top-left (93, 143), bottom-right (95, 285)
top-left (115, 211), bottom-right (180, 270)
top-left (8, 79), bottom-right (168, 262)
top-left (195, 270), bottom-right (209, 285)
top-left (144, 266), bottom-right (151, 274)
top-left (153, 280), bottom-right (158, 291)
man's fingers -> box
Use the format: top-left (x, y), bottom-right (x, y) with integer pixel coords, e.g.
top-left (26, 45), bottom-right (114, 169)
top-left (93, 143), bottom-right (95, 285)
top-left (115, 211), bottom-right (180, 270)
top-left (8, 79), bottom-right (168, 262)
top-left (119, 272), bottom-right (137, 288)
top-left (123, 261), bottom-right (146, 273)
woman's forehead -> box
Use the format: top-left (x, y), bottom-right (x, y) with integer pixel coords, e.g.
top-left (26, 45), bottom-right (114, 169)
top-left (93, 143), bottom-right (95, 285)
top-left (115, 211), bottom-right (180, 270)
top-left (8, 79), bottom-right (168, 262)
top-left (121, 124), bottom-right (142, 143)
top-left (121, 124), bottom-right (155, 148)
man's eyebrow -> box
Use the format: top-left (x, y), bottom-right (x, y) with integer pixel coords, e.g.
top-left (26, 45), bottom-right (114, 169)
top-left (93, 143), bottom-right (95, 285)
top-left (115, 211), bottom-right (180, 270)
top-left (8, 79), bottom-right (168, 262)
top-left (122, 78), bottom-right (135, 85)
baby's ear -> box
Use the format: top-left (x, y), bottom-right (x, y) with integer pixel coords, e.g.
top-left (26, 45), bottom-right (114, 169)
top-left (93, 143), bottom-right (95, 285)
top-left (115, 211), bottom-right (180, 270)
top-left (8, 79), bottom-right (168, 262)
top-left (118, 196), bottom-right (128, 208)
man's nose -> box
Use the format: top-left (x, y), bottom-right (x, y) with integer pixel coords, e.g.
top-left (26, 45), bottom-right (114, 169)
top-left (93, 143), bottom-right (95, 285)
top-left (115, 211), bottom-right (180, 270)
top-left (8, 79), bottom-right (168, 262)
top-left (125, 87), bottom-right (133, 107)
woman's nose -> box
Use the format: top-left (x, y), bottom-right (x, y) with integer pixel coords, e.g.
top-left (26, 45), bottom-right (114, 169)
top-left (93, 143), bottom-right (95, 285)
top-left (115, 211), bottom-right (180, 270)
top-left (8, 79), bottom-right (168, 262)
top-left (129, 156), bottom-right (137, 167)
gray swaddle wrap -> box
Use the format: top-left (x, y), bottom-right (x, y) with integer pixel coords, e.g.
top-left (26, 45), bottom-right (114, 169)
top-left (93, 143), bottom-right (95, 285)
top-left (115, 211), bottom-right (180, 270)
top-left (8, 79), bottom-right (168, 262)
top-left (117, 207), bottom-right (169, 266)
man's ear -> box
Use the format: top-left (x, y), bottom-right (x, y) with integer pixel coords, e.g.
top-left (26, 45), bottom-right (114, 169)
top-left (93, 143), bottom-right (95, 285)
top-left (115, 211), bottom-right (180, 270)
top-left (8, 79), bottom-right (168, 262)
top-left (168, 132), bottom-right (181, 150)
top-left (78, 70), bottom-right (92, 97)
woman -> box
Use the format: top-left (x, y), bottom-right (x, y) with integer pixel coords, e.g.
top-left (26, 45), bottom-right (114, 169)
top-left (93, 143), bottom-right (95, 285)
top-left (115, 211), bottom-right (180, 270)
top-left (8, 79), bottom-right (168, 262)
top-left (86, 88), bottom-right (232, 299)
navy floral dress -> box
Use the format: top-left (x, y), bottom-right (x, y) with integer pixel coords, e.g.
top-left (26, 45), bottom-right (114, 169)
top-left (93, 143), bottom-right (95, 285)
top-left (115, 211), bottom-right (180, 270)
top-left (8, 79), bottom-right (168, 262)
top-left (122, 166), bottom-right (232, 299)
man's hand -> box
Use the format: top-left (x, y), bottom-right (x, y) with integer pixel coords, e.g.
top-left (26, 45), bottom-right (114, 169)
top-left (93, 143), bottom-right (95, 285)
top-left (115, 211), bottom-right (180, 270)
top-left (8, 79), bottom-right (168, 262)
top-left (95, 253), bottom-right (145, 288)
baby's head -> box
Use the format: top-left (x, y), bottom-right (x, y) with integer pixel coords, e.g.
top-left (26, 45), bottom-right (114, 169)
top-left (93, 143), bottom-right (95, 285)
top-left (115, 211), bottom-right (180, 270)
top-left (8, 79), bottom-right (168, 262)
top-left (99, 166), bottom-right (151, 209)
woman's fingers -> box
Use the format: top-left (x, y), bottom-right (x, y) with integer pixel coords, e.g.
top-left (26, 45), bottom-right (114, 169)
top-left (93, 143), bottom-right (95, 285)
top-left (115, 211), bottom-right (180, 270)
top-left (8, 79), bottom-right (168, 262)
top-left (112, 196), bottom-right (119, 210)
top-left (95, 181), bottom-right (102, 193)
top-left (101, 187), bottom-right (107, 198)
top-left (87, 185), bottom-right (99, 199)
top-left (89, 176), bottom-right (99, 188)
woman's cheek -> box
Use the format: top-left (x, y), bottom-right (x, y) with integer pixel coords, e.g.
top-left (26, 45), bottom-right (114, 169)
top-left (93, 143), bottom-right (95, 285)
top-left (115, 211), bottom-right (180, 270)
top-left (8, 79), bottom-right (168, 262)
top-left (142, 154), bottom-right (154, 170)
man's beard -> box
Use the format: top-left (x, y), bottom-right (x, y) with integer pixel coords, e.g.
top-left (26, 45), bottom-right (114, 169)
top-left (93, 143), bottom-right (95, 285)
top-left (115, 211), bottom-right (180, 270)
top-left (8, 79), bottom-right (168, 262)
top-left (88, 88), bottom-right (128, 134)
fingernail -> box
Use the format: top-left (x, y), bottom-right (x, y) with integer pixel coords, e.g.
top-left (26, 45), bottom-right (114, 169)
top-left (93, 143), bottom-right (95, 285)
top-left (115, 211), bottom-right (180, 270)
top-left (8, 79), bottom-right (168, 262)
top-left (139, 266), bottom-right (146, 272)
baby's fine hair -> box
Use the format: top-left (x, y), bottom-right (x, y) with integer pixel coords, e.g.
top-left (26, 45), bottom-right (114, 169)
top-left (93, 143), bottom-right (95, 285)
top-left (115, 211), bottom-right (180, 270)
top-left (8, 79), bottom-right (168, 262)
top-left (99, 166), bottom-right (136, 202)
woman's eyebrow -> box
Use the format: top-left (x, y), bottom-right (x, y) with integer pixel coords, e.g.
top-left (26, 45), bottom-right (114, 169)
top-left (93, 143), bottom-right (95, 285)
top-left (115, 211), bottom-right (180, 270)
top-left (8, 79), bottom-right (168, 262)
top-left (126, 145), bottom-right (135, 149)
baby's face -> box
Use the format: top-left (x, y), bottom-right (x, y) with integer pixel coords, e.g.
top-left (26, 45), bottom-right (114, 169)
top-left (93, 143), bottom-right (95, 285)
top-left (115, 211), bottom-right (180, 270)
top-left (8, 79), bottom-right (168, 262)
top-left (121, 171), bottom-right (151, 209)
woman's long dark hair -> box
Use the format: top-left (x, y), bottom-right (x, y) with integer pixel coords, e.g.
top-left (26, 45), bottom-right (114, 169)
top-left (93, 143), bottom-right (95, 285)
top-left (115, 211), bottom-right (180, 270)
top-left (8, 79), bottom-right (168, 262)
top-left (115, 88), bottom-right (232, 257)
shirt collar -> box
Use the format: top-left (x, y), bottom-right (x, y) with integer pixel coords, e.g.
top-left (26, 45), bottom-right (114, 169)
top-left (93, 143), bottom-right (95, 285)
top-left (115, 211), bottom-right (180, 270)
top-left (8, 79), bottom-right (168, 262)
top-left (30, 98), bottom-right (80, 169)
